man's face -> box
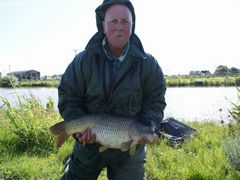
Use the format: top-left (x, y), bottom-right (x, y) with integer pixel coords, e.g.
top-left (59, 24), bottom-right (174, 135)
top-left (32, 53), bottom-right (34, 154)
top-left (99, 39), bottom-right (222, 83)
top-left (103, 4), bottom-right (133, 51)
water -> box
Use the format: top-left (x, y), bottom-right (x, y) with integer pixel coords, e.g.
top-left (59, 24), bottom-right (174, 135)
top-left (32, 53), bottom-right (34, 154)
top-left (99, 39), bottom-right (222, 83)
top-left (164, 87), bottom-right (238, 122)
top-left (0, 87), bottom-right (239, 123)
top-left (0, 87), bottom-right (58, 108)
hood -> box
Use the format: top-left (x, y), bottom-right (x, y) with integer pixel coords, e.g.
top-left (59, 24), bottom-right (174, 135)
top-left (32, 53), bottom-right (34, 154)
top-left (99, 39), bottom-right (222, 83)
top-left (95, 0), bottom-right (136, 33)
top-left (85, 0), bottom-right (144, 54)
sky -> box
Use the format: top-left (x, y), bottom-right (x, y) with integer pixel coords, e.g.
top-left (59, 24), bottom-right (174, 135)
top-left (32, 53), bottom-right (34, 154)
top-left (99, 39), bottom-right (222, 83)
top-left (0, 0), bottom-right (240, 76)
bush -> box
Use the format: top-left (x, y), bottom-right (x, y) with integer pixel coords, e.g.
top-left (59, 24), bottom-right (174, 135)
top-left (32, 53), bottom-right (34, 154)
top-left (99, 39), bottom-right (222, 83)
top-left (236, 77), bottom-right (240, 86)
top-left (0, 75), bottom-right (19, 87)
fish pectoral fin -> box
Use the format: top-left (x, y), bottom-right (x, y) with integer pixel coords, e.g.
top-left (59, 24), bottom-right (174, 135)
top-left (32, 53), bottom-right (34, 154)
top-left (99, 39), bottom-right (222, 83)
top-left (129, 144), bottom-right (137, 156)
top-left (56, 131), bottom-right (69, 149)
top-left (49, 121), bottom-right (65, 136)
top-left (99, 145), bottom-right (110, 153)
top-left (120, 140), bottom-right (133, 152)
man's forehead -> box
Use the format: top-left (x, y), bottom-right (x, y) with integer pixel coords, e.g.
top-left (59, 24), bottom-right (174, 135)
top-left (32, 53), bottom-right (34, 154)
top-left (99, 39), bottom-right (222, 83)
top-left (105, 4), bottom-right (132, 17)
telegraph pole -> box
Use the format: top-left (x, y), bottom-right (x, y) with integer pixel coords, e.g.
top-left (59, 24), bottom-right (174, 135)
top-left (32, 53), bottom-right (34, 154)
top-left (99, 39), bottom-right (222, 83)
top-left (8, 65), bottom-right (11, 73)
top-left (74, 49), bottom-right (77, 56)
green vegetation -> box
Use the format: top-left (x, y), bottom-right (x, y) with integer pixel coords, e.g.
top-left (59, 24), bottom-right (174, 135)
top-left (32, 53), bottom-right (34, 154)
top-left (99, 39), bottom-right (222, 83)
top-left (0, 77), bottom-right (59, 88)
top-left (228, 88), bottom-right (240, 125)
top-left (146, 122), bottom-right (239, 180)
top-left (224, 135), bottom-right (240, 171)
top-left (0, 75), bottom-right (19, 87)
top-left (166, 75), bottom-right (240, 87)
top-left (0, 75), bottom-right (240, 88)
top-left (1, 65), bottom-right (239, 88)
top-left (223, 88), bottom-right (240, 172)
top-left (18, 79), bottom-right (59, 87)
top-left (0, 94), bottom-right (240, 179)
top-left (214, 65), bottom-right (240, 76)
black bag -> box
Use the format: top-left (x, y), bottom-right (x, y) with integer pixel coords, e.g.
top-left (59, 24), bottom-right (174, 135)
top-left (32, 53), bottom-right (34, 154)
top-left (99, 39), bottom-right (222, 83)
top-left (159, 117), bottom-right (197, 146)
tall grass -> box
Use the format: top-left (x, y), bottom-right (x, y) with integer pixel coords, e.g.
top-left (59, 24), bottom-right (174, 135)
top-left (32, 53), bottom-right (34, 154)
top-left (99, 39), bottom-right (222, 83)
top-left (1, 95), bottom-right (240, 179)
top-left (166, 75), bottom-right (240, 87)
top-left (0, 94), bottom-right (60, 156)
top-left (223, 88), bottom-right (240, 171)
top-left (224, 134), bottom-right (240, 171)
top-left (0, 95), bottom-right (74, 179)
top-left (229, 88), bottom-right (240, 125)
top-left (19, 80), bottom-right (59, 87)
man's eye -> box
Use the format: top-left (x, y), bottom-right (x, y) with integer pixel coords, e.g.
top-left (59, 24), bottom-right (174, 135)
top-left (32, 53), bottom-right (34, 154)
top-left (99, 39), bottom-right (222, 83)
top-left (110, 19), bottom-right (117, 24)
top-left (122, 20), bottom-right (129, 24)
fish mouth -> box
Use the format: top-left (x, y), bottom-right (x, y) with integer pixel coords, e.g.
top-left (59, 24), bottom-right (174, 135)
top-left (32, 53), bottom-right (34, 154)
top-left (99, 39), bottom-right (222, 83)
top-left (149, 133), bottom-right (158, 142)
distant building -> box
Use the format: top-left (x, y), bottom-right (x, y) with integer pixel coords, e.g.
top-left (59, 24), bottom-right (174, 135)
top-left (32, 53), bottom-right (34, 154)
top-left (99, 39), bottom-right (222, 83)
top-left (200, 70), bottom-right (211, 76)
top-left (0, 72), bottom-right (2, 79)
top-left (8, 70), bottom-right (40, 80)
top-left (189, 70), bottom-right (211, 76)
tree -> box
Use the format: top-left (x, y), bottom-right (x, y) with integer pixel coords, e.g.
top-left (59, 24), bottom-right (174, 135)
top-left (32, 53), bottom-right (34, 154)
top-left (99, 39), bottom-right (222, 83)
top-left (214, 65), bottom-right (229, 76)
top-left (230, 67), bottom-right (240, 75)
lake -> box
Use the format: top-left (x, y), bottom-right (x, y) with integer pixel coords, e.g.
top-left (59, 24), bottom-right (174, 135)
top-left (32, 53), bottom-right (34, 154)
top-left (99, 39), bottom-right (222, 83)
top-left (0, 87), bottom-right (239, 123)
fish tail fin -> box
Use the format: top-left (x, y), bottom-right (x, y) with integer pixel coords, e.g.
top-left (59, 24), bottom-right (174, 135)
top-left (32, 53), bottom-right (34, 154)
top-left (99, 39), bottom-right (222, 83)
top-left (56, 131), bottom-right (69, 148)
top-left (49, 121), bottom-right (65, 136)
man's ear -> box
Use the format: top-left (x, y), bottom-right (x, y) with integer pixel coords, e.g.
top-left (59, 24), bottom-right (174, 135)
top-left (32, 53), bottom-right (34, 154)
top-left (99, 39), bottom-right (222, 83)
top-left (102, 21), bottom-right (105, 34)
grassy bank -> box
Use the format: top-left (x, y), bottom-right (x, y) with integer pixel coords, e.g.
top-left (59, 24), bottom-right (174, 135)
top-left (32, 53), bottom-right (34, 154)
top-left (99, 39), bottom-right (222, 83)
top-left (19, 80), bottom-right (59, 87)
top-left (0, 97), bottom-right (240, 179)
top-left (166, 75), bottom-right (240, 87)
top-left (1, 75), bottom-right (240, 88)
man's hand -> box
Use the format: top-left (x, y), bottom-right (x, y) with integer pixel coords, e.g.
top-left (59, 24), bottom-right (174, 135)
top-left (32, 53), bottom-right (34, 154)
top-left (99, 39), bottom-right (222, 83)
top-left (138, 136), bottom-right (158, 144)
top-left (138, 127), bottom-right (158, 144)
top-left (75, 128), bottom-right (96, 144)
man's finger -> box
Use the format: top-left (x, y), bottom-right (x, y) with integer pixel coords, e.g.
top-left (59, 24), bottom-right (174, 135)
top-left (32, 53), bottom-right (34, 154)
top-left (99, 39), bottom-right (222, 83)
top-left (86, 128), bottom-right (92, 143)
top-left (89, 133), bottom-right (96, 143)
top-left (75, 133), bottom-right (81, 140)
top-left (79, 131), bottom-right (87, 143)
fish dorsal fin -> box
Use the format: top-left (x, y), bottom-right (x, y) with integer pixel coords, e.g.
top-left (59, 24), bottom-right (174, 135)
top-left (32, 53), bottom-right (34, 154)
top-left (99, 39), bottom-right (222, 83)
top-left (99, 145), bottom-right (110, 153)
top-left (121, 140), bottom-right (133, 152)
top-left (129, 143), bottom-right (137, 156)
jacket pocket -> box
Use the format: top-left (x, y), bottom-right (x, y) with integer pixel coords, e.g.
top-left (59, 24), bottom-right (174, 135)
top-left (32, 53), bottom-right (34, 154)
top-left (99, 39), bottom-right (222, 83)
top-left (128, 92), bottom-right (142, 115)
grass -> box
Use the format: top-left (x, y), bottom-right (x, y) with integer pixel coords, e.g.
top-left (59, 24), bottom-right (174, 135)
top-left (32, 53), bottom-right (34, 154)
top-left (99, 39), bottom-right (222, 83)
top-left (166, 75), bottom-right (240, 87)
top-left (224, 134), bottom-right (240, 171)
top-left (19, 79), bottom-right (59, 87)
top-left (146, 122), bottom-right (236, 180)
top-left (0, 97), bottom-right (240, 179)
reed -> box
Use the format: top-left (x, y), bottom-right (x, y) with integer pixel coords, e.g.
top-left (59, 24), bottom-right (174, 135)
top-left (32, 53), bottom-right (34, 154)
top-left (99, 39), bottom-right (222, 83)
top-left (0, 95), bottom-right (61, 156)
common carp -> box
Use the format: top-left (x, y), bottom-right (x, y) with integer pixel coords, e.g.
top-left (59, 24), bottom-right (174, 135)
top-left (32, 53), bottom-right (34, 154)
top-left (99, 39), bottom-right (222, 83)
top-left (49, 114), bottom-right (157, 156)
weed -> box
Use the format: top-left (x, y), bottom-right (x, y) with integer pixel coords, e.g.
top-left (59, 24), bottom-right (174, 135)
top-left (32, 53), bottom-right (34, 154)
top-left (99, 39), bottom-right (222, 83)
top-left (224, 134), bottom-right (240, 171)
top-left (0, 94), bottom-right (61, 156)
top-left (223, 87), bottom-right (240, 171)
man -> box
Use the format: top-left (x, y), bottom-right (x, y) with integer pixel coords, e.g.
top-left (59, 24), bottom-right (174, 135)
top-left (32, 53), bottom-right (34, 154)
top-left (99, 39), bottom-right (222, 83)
top-left (58, 0), bottom-right (166, 179)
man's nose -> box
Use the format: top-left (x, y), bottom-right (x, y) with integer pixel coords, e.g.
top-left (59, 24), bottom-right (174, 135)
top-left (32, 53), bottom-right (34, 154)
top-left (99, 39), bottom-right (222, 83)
top-left (116, 22), bottom-right (123, 30)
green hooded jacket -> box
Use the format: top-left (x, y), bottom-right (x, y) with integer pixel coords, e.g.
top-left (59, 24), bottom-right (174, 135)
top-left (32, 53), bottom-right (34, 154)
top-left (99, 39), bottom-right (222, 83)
top-left (58, 0), bottom-right (166, 134)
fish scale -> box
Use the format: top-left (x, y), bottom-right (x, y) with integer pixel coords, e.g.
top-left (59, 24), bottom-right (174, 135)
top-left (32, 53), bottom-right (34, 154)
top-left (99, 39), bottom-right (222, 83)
top-left (49, 114), bottom-right (157, 156)
top-left (92, 117), bottom-right (131, 147)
